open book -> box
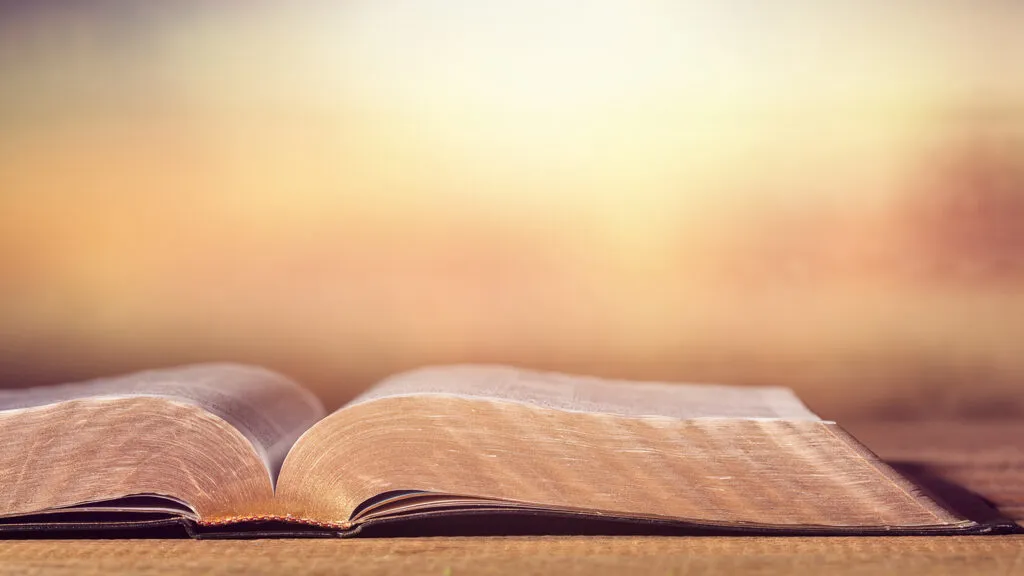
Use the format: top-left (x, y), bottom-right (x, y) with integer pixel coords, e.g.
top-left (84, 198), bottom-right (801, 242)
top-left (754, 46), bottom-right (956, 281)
top-left (0, 364), bottom-right (1004, 537)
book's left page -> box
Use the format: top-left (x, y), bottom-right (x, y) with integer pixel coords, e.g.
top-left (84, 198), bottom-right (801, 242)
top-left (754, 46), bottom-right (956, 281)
top-left (0, 363), bottom-right (325, 529)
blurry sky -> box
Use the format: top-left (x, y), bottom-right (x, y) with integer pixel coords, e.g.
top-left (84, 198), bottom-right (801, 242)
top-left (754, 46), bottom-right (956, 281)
top-left (1, 1), bottom-right (1023, 417)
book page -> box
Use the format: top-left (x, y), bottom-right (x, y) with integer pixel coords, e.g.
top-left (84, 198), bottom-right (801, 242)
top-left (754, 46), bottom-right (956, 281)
top-left (347, 365), bottom-right (821, 421)
top-left (275, 364), bottom-right (968, 532)
top-left (278, 393), bottom-right (964, 530)
top-left (0, 363), bottom-right (326, 477)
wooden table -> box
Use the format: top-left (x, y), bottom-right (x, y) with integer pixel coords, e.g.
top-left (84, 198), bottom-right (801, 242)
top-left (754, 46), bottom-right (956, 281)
top-left (2, 535), bottom-right (1023, 575)
top-left (2, 420), bottom-right (1022, 575)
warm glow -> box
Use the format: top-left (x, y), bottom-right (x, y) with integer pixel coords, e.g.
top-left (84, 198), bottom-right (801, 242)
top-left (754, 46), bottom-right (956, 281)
top-left (1, 2), bottom-right (1023, 416)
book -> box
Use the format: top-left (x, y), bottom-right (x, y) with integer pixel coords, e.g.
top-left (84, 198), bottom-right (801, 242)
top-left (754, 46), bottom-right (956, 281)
top-left (0, 363), bottom-right (1006, 538)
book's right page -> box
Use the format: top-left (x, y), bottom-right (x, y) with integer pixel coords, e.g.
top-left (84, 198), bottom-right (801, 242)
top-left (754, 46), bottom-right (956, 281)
top-left (276, 365), bottom-right (979, 534)
top-left (347, 365), bottom-right (822, 421)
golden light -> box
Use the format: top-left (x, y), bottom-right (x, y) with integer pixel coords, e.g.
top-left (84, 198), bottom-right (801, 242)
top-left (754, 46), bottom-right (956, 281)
top-left (0, 1), bottom-right (1023, 415)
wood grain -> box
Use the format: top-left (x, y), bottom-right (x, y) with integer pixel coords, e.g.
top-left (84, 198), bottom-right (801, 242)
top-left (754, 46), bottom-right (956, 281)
top-left (1, 536), bottom-right (1023, 576)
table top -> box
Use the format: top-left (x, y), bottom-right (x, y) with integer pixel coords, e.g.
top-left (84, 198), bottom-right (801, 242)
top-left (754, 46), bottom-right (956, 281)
top-left (3, 535), bottom-right (1024, 576)
top-left (2, 420), bottom-right (1022, 575)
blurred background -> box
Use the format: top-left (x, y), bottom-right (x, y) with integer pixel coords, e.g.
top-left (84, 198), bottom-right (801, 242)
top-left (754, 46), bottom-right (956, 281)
top-left (1, 0), bottom-right (1022, 419)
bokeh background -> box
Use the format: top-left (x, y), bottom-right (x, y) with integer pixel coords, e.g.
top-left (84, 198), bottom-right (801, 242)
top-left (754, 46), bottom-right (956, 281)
top-left (1, 0), bottom-right (1022, 419)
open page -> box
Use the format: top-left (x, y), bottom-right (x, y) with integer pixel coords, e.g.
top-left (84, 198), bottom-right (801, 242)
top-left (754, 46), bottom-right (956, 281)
top-left (0, 363), bottom-right (326, 477)
top-left (349, 364), bottom-right (822, 421)
top-left (277, 365), bottom-right (967, 532)
top-left (0, 363), bottom-right (329, 525)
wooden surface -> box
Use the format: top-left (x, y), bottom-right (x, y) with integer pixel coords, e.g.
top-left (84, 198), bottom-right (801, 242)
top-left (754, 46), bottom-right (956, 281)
top-left (1, 420), bottom-right (1022, 575)
top-left (845, 420), bottom-right (1024, 524)
top-left (2, 536), bottom-right (1024, 576)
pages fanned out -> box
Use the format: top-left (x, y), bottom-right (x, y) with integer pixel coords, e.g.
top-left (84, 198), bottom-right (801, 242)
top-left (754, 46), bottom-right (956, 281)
top-left (0, 364), bottom-right (325, 475)
top-left (275, 367), bottom-right (967, 531)
top-left (0, 363), bottom-right (1002, 537)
